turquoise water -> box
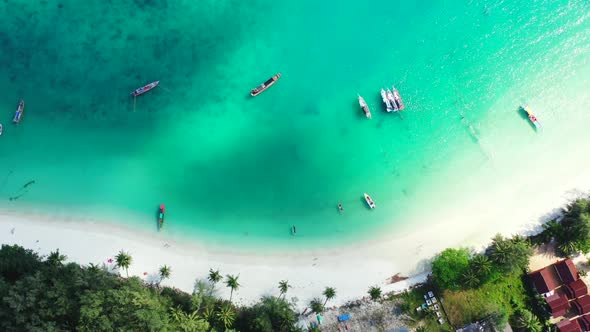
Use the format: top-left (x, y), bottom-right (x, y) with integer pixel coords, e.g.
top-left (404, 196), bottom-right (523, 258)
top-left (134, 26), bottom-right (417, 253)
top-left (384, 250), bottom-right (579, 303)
top-left (0, 0), bottom-right (589, 247)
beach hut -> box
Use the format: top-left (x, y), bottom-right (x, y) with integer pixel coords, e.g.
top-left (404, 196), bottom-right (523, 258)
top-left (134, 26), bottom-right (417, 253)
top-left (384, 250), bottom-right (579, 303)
top-left (573, 295), bottom-right (590, 315)
top-left (555, 259), bottom-right (579, 284)
top-left (546, 293), bottom-right (571, 318)
top-left (576, 315), bottom-right (590, 331)
top-left (557, 319), bottom-right (582, 332)
top-left (530, 266), bottom-right (562, 295)
top-left (564, 279), bottom-right (588, 299)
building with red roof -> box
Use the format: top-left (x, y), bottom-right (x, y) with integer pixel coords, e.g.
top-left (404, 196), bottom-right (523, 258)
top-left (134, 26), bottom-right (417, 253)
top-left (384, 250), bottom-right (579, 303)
top-left (547, 293), bottom-right (571, 317)
top-left (530, 266), bottom-right (562, 294)
top-left (573, 295), bottom-right (590, 315)
top-left (557, 319), bottom-right (582, 332)
top-left (565, 279), bottom-right (588, 299)
top-left (555, 259), bottom-right (579, 284)
top-left (577, 315), bottom-right (590, 331)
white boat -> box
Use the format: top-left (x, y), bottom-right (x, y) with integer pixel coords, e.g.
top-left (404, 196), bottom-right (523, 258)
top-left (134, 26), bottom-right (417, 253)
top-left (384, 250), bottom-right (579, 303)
top-left (386, 89), bottom-right (399, 111)
top-left (364, 193), bottom-right (376, 209)
top-left (358, 95), bottom-right (371, 119)
top-left (0, 123), bottom-right (2, 136)
top-left (522, 104), bottom-right (541, 129)
top-left (381, 89), bottom-right (393, 112)
top-left (392, 87), bottom-right (405, 110)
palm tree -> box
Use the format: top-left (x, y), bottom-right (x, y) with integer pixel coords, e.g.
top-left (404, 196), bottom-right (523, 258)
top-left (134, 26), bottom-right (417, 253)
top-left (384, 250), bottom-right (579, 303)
top-left (462, 270), bottom-right (480, 288)
top-left (216, 304), bottom-right (236, 330)
top-left (322, 287), bottom-right (336, 306)
top-left (225, 274), bottom-right (240, 302)
top-left (115, 250), bottom-right (132, 277)
top-left (516, 309), bottom-right (542, 332)
top-left (470, 254), bottom-right (492, 275)
top-left (208, 268), bottom-right (222, 285)
top-left (309, 297), bottom-right (325, 314)
top-left (368, 286), bottom-right (382, 301)
top-left (46, 249), bottom-right (67, 267)
top-left (158, 265), bottom-right (171, 287)
top-left (278, 280), bottom-right (291, 299)
top-left (559, 241), bottom-right (579, 257)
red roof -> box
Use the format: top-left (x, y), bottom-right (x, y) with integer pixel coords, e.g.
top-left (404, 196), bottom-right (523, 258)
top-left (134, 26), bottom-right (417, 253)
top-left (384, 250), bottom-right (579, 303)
top-left (547, 293), bottom-right (571, 317)
top-left (573, 295), bottom-right (590, 315)
top-left (577, 315), bottom-right (590, 331)
top-left (565, 279), bottom-right (588, 299)
top-left (555, 259), bottom-right (579, 284)
top-left (557, 319), bottom-right (582, 332)
top-left (531, 267), bottom-right (562, 294)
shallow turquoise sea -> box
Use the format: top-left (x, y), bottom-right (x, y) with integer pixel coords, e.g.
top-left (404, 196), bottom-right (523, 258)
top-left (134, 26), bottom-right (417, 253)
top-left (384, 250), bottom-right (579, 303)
top-left (0, 0), bottom-right (588, 248)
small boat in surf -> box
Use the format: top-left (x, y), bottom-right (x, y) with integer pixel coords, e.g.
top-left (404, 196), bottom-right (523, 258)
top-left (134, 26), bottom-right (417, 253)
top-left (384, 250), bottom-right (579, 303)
top-left (13, 100), bottom-right (24, 124)
top-left (131, 81), bottom-right (160, 97)
top-left (386, 89), bottom-right (399, 111)
top-left (381, 89), bottom-right (394, 112)
top-left (338, 202), bottom-right (344, 214)
top-left (392, 87), bottom-right (405, 110)
top-left (522, 105), bottom-right (540, 129)
top-left (358, 95), bottom-right (371, 119)
top-left (158, 204), bottom-right (165, 230)
top-left (251, 73), bottom-right (282, 97)
top-left (364, 193), bottom-right (376, 209)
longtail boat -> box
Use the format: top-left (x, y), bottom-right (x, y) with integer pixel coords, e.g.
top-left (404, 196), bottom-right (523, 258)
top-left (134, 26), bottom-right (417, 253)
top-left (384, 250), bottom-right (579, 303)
top-left (358, 95), bottom-right (371, 119)
top-left (364, 193), bottom-right (376, 209)
top-left (158, 204), bottom-right (165, 230)
top-left (392, 87), bottom-right (405, 110)
top-left (381, 89), bottom-right (393, 112)
top-left (386, 89), bottom-right (398, 111)
top-left (13, 100), bottom-right (24, 124)
top-left (251, 73), bottom-right (281, 96)
top-left (131, 81), bottom-right (159, 97)
top-left (523, 105), bottom-right (540, 129)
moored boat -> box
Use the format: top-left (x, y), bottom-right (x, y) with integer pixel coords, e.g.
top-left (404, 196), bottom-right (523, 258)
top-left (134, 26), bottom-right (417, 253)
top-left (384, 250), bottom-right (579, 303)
top-left (381, 89), bottom-right (393, 112)
top-left (0, 123), bottom-right (3, 136)
top-left (386, 89), bottom-right (399, 111)
top-left (13, 100), bottom-right (24, 124)
top-left (338, 202), bottom-right (343, 214)
top-left (522, 105), bottom-right (540, 128)
top-left (158, 204), bottom-right (165, 229)
top-left (364, 193), bottom-right (376, 209)
top-left (358, 95), bottom-right (371, 119)
top-left (392, 87), bottom-right (405, 110)
top-left (251, 73), bottom-right (282, 96)
top-left (131, 81), bottom-right (159, 97)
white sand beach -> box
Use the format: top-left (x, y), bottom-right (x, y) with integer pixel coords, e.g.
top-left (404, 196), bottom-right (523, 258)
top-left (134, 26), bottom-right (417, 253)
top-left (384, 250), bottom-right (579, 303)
top-left (1, 160), bottom-right (589, 311)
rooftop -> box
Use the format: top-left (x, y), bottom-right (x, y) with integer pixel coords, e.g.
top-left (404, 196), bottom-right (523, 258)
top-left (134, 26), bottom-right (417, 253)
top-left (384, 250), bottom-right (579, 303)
top-left (573, 295), bottom-right (590, 315)
top-left (556, 259), bottom-right (579, 284)
top-left (547, 293), bottom-right (571, 317)
top-left (565, 279), bottom-right (588, 299)
top-left (557, 319), bottom-right (582, 332)
top-left (531, 266), bottom-right (562, 294)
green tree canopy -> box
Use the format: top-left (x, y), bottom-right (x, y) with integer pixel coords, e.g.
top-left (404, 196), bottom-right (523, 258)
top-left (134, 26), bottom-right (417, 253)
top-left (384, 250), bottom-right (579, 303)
top-left (368, 286), bottom-right (382, 301)
top-left (0, 244), bottom-right (42, 283)
top-left (235, 296), bottom-right (298, 332)
top-left (115, 250), bottom-right (132, 277)
top-left (488, 235), bottom-right (532, 274)
top-left (431, 248), bottom-right (471, 290)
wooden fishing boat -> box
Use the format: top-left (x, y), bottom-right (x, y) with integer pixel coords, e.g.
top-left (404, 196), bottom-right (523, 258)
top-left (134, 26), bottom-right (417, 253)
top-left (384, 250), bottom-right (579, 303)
top-left (392, 87), bottom-right (405, 110)
top-left (251, 73), bottom-right (281, 96)
top-left (364, 193), bottom-right (376, 209)
top-left (386, 89), bottom-right (398, 111)
top-left (131, 81), bottom-right (159, 97)
top-left (358, 95), bottom-right (371, 119)
top-left (523, 105), bottom-right (540, 128)
top-left (381, 89), bottom-right (393, 112)
top-left (13, 100), bottom-right (24, 124)
top-left (158, 204), bottom-right (165, 229)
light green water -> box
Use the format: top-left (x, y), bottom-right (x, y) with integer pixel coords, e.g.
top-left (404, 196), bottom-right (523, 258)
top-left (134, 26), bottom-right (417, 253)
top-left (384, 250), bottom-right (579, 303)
top-left (0, 0), bottom-right (588, 248)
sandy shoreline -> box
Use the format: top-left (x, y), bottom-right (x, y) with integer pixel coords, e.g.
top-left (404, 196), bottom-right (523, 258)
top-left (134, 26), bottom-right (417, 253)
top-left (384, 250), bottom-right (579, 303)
top-left (1, 182), bottom-right (586, 310)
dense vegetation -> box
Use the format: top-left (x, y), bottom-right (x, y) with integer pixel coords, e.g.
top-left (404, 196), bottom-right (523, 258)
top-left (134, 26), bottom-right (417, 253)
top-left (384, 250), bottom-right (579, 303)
top-left (0, 244), bottom-right (303, 332)
top-left (402, 198), bottom-right (590, 331)
top-left (401, 234), bottom-right (534, 331)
